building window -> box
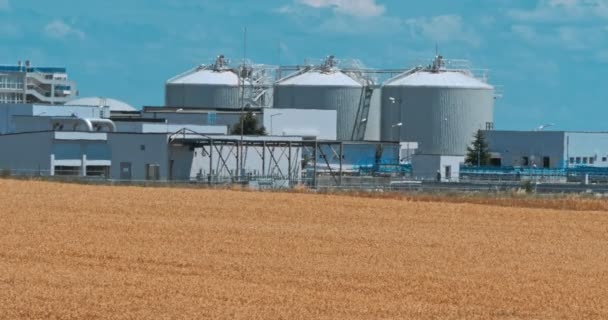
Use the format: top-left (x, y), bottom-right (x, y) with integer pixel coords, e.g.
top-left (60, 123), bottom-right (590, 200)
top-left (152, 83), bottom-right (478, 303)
top-left (603, 157), bottom-right (607, 162)
top-left (140, 144), bottom-right (146, 151)
top-left (570, 157), bottom-right (575, 164)
top-left (590, 157), bottom-right (595, 165)
top-left (522, 156), bottom-right (529, 166)
top-left (485, 122), bottom-right (494, 131)
top-left (583, 157), bottom-right (588, 164)
top-left (576, 157), bottom-right (581, 164)
top-left (207, 112), bottom-right (217, 125)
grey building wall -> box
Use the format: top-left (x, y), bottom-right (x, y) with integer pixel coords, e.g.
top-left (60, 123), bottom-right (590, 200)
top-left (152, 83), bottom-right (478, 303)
top-left (1, 104), bottom-right (101, 134)
top-left (0, 131), bottom-right (110, 175)
top-left (484, 131), bottom-right (565, 168)
top-left (380, 87), bottom-right (494, 155)
top-left (0, 132), bottom-right (53, 173)
top-left (107, 133), bottom-right (170, 180)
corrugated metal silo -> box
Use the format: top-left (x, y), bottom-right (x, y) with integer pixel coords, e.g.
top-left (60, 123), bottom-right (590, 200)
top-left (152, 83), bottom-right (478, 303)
top-left (381, 56), bottom-right (494, 155)
top-left (165, 55), bottom-right (244, 109)
top-left (273, 57), bottom-right (365, 140)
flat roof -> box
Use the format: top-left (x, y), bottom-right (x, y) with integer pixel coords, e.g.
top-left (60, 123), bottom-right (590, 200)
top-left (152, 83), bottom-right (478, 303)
top-left (0, 65), bottom-right (67, 73)
top-left (143, 106), bottom-right (263, 113)
top-left (484, 130), bottom-right (608, 134)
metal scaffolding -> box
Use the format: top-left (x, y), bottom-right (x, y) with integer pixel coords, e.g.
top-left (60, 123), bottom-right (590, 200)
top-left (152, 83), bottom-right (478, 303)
top-left (168, 129), bottom-right (400, 187)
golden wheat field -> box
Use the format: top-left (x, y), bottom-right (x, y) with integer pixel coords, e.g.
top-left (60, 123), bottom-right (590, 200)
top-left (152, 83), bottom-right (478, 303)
top-left (1, 180), bottom-right (608, 319)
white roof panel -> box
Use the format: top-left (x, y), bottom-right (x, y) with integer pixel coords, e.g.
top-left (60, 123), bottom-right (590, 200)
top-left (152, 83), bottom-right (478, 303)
top-left (278, 70), bottom-right (362, 87)
top-left (385, 71), bottom-right (493, 89)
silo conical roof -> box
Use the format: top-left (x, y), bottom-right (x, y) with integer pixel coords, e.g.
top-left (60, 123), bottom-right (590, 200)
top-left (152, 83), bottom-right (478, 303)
top-left (168, 69), bottom-right (241, 86)
top-left (385, 70), bottom-right (492, 90)
top-left (277, 70), bottom-right (362, 87)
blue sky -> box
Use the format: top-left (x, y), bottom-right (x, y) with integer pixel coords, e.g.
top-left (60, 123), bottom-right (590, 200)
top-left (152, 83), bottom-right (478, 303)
top-left (1, 0), bottom-right (608, 131)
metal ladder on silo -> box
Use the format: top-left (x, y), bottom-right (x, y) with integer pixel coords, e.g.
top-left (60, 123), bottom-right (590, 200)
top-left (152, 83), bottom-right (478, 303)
top-left (351, 86), bottom-right (374, 141)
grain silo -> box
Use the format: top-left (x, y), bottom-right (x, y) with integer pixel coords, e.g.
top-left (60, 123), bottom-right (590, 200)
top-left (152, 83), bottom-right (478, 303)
top-left (273, 56), bottom-right (369, 141)
top-left (381, 56), bottom-right (495, 181)
top-left (381, 56), bottom-right (494, 155)
top-left (165, 55), bottom-right (245, 109)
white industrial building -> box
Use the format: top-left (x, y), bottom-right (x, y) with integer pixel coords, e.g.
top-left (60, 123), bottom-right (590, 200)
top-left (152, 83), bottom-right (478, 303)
top-left (0, 128), bottom-right (304, 182)
top-left (0, 61), bottom-right (77, 105)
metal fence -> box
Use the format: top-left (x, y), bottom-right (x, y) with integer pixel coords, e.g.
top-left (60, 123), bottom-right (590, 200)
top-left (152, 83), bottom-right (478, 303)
top-left (4, 168), bottom-right (608, 195)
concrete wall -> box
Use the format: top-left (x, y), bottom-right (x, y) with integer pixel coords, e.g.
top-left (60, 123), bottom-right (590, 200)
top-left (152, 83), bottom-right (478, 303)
top-left (484, 131), bottom-right (565, 168)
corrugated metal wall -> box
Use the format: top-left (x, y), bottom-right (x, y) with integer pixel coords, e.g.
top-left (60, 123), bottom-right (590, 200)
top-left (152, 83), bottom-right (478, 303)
top-left (363, 88), bottom-right (382, 141)
top-left (165, 84), bottom-right (243, 109)
top-left (273, 85), bottom-right (362, 140)
top-left (381, 87), bottom-right (494, 155)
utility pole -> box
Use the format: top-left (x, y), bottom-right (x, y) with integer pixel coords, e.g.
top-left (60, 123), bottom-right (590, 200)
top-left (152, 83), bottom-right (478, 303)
top-left (477, 140), bottom-right (481, 167)
top-left (239, 26), bottom-right (247, 182)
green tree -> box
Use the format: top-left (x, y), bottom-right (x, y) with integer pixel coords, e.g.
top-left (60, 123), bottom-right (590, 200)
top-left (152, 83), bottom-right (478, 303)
top-left (231, 111), bottom-right (267, 135)
top-left (465, 130), bottom-right (491, 166)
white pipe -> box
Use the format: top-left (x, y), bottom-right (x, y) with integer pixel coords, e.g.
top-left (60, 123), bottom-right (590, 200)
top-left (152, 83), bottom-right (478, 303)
top-left (90, 119), bottom-right (116, 132)
top-left (51, 117), bottom-right (116, 132)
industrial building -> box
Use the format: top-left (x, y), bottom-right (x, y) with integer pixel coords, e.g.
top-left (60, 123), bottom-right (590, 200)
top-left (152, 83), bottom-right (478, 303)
top-left (5, 53), bottom-right (607, 186)
top-left (0, 61), bottom-right (77, 105)
top-left (485, 131), bottom-right (608, 169)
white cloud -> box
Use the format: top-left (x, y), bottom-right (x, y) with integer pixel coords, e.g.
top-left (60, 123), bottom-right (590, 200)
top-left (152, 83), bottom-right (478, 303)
top-left (511, 24), bottom-right (608, 50)
top-left (315, 15), bottom-right (402, 35)
top-left (296, 0), bottom-right (385, 17)
top-left (44, 20), bottom-right (85, 40)
top-left (405, 15), bottom-right (481, 47)
top-left (0, 0), bottom-right (9, 11)
top-left (509, 0), bottom-right (608, 22)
